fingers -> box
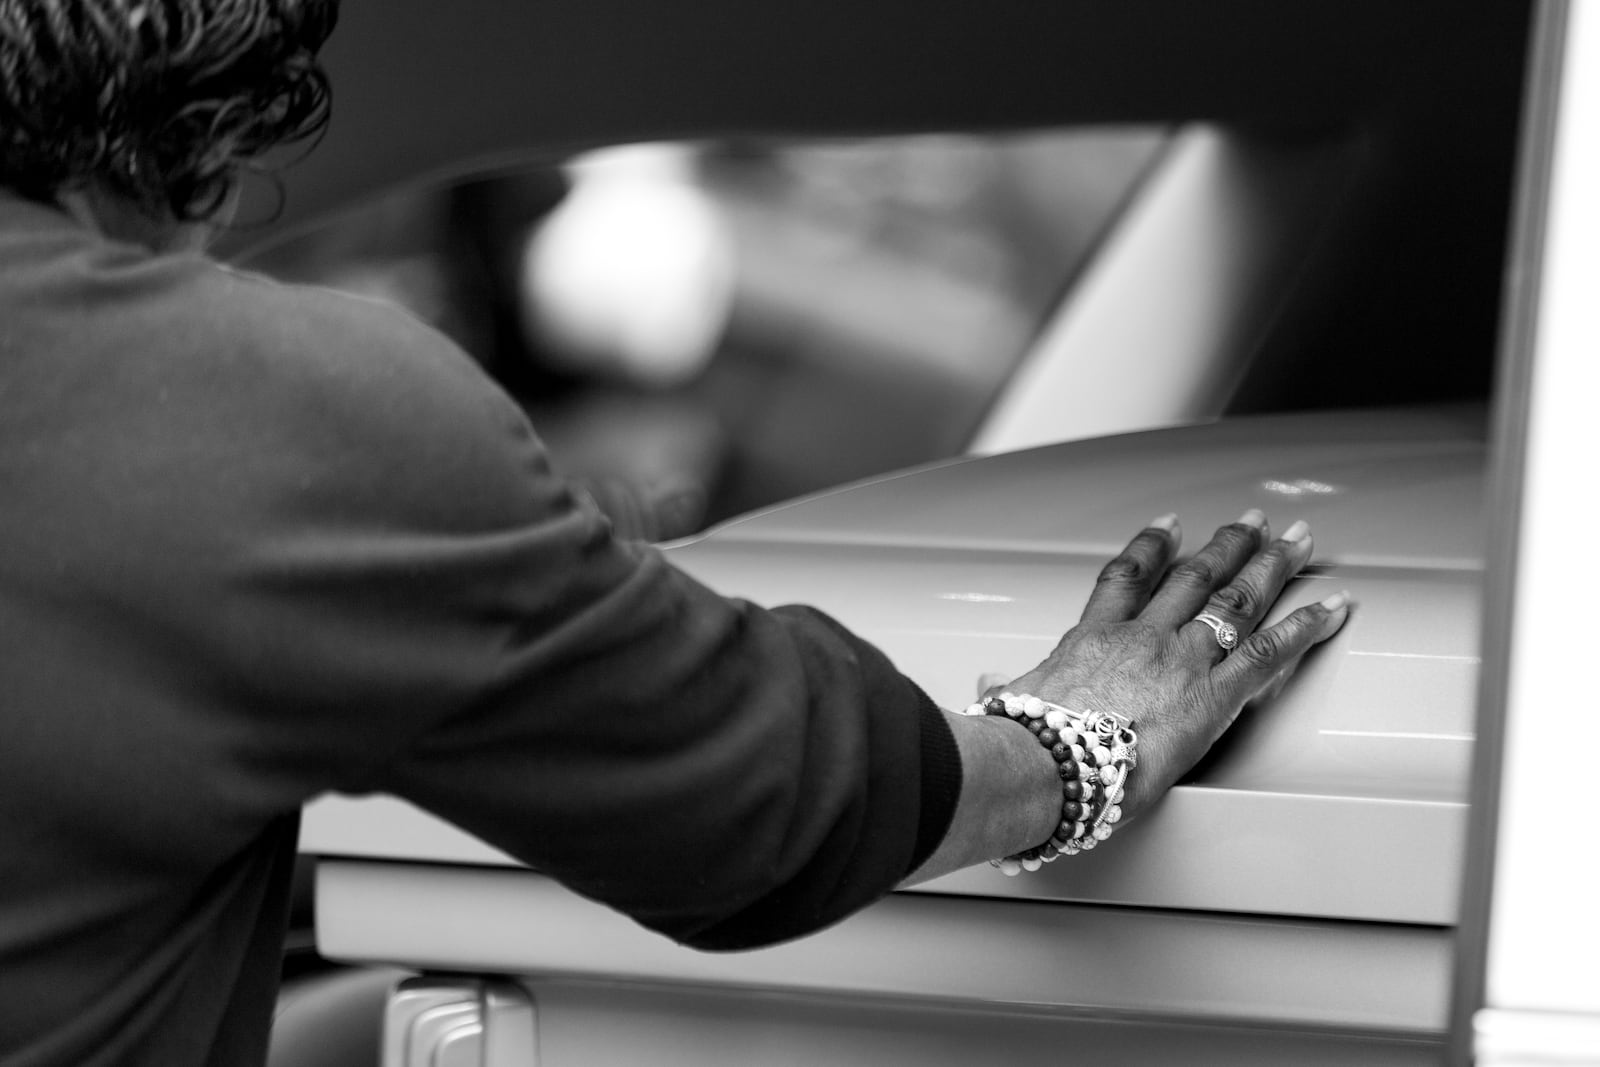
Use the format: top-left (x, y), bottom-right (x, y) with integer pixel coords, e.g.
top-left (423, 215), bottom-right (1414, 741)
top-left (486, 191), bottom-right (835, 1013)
top-left (976, 672), bottom-right (1010, 698)
top-left (1141, 509), bottom-right (1268, 627)
top-left (1212, 591), bottom-right (1352, 700)
top-left (1078, 514), bottom-right (1182, 624)
top-left (1177, 519), bottom-right (1316, 660)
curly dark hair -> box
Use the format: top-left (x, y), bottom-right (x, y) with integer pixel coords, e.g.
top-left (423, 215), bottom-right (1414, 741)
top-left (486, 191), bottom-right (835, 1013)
top-left (0, 0), bottom-right (340, 222)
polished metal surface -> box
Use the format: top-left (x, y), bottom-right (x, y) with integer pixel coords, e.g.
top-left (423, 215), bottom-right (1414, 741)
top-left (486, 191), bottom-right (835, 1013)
top-left (502, 982), bottom-right (1444, 1067)
top-left (669, 404), bottom-right (1485, 922)
top-left (320, 860), bottom-right (1451, 1038)
top-left (684, 405), bottom-right (1485, 567)
top-left (305, 405), bottom-right (1484, 924)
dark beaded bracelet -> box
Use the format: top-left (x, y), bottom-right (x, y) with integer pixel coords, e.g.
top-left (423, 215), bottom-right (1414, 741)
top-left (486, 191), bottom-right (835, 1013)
top-left (960, 692), bottom-right (1139, 875)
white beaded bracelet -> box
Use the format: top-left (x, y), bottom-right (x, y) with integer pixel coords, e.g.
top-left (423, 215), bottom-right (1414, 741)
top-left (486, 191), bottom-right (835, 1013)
top-left (960, 692), bottom-right (1139, 874)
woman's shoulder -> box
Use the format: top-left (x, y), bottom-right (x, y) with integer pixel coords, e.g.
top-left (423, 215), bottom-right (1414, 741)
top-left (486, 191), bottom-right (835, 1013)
top-left (4, 203), bottom-right (551, 527)
top-left (0, 195), bottom-right (489, 409)
top-left (186, 258), bottom-right (552, 515)
top-left (186, 254), bottom-right (490, 393)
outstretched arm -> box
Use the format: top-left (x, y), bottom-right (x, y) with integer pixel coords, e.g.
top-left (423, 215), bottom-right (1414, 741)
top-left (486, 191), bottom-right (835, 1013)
top-left (904, 510), bottom-right (1349, 886)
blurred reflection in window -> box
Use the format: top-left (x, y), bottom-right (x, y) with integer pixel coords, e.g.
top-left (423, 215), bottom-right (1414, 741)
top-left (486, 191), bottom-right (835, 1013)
top-left (524, 144), bottom-right (735, 390)
top-left (247, 128), bottom-right (1166, 539)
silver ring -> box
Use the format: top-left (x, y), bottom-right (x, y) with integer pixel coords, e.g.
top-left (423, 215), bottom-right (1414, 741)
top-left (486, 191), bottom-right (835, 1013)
top-left (1192, 612), bottom-right (1239, 651)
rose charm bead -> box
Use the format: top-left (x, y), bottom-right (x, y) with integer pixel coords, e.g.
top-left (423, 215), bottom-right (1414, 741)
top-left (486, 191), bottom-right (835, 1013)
top-left (983, 693), bottom-right (1138, 873)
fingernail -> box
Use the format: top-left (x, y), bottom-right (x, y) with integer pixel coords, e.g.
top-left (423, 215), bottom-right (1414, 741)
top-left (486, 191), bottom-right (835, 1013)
top-left (1236, 508), bottom-right (1267, 529)
top-left (1148, 512), bottom-right (1178, 532)
top-left (1320, 590), bottom-right (1351, 612)
top-left (1281, 519), bottom-right (1311, 544)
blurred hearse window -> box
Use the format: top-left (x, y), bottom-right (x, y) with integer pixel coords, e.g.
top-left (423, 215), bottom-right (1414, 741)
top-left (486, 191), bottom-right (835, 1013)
top-left (247, 128), bottom-right (1169, 537)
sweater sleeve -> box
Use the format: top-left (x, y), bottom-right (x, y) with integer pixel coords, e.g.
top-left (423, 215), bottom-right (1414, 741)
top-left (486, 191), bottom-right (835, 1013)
top-left (181, 273), bottom-right (961, 949)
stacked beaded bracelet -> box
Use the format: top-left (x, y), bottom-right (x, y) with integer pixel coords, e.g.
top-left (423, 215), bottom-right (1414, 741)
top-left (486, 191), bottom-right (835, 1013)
top-left (960, 692), bottom-right (1139, 876)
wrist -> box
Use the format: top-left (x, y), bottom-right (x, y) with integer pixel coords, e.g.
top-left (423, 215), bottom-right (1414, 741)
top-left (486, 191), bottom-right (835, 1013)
top-left (898, 708), bottom-right (1059, 887)
top-left (963, 693), bottom-right (1138, 874)
top-left (970, 712), bottom-right (1064, 854)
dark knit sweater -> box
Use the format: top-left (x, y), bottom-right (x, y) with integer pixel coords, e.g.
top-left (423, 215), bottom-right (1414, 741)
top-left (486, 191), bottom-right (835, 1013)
top-left (0, 193), bottom-right (959, 1065)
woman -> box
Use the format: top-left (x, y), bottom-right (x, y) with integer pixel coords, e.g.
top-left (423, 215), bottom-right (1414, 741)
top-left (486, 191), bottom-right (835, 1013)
top-left (0, 2), bottom-right (1348, 1064)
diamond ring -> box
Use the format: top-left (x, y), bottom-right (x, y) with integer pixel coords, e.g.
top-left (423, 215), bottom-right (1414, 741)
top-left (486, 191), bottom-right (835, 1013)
top-left (1192, 612), bottom-right (1239, 652)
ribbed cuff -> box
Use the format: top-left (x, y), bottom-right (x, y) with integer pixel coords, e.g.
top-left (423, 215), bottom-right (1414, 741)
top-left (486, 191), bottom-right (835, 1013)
top-left (909, 698), bottom-right (962, 875)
